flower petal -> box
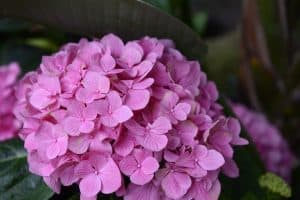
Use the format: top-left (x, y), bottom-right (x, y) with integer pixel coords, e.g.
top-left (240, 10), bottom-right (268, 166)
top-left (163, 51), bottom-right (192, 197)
top-left (173, 103), bottom-right (191, 121)
top-left (161, 172), bottom-right (191, 199)
top-left (99, 157), bottom-right (122, 194)
top-left (130, 169), bottom-right (153, 185)
top-left (141, 157), bottom-right (159, 175)
top-left (199, 149), bottom-right (225, 171)
top-left (62, 117), bottom-right (81, 136)
top-left (139, 134), bottom-right (168, 152)
top-left (150, 117), bottom-right (172, 135)
top-left (68, 135), bottom-right (90, 154)
top-left (119, 156), bottom-right (138, 176)
top-left (79, 173), bottom-right (101, 197)
top-left (46, 143), bottom-right (60, 159)
top-left (126, 90), bottom-right (150, 110)
top-left (112, 105), bottom-right (133, 123)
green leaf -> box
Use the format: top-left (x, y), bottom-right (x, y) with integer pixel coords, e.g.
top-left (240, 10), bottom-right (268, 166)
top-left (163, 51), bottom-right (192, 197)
top-left (0, 0), bottom-right (206, 60)
top-left (192, 12), bottom-right (208, 35)
top-left (0, 139), bottom-right (54, 200)
top-left (142, 0), bottom-right (171, 13)
top-left (259, 172), bottom-right (292, 198)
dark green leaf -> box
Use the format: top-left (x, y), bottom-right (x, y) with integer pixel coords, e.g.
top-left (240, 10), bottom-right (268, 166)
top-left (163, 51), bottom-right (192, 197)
top-left (192, 12), bottom-right (208, 34)
top-left (142, 0), bottom-right (171, 13)
top-left (0, 139), bottom-right (54, 200)
top-left (0, 0), bottom-right (206, 60)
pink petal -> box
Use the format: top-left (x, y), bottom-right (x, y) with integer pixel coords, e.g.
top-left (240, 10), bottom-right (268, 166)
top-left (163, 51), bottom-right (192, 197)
top-left (130, 169), bottom-right (153, 185)
top-left (120, 42), bottom-right (143, 67)
top-left (209, 180), bottom-right (221, 200)
top-left (68, 135), bottom-right (90, 154)
top-left (80, 194), bottom-right (97, 200)
top-left (91, 100), bottom-right (109, 115)
top-left (135, 61), bottom-right (154, 79)
top-left (57, 137), bottom-right (68, 156)
top-left (46, 143), bottom-right (60, 159)
top-left (107, 91), bottom-right (122, 111)
top-left (124, 120), bottom-right (145, 135)
top-left (79, 173), bottom-right (102, 197)
top-left (161, 172), bottom-right (192, 199)
top-left (75, 88), bottom-right (95, 103)
top-left (124, 183), bottom-right (160, 200)
top-left (99, 157), bottom-right (122, 194)
top-left (162, 91), bottom-right (179, 109)
top-left (24, 133), bottom-right (37, 151)
top-left (60, 165), bottom-right (78, 186)
top-left (199, 149), bottom-right (225, 171)
top-left (177, 121), bottom-right (198, 146)
top-left (79, 121), bottom-right (95, 133)
top-left (132, 78), bottom-right (154, 90)
top-left (82, 71), bottom-right (110, 93)
top-left (126, 90), bottom-right (150, 110)
top-left (89, 133), bottom-right (112, 153)
top-left (74, 160), bottom-right (94, 178)
top-left (112, 105), bottom-right (133, 123)
top-left (150, 117), bottom-right (172, 135)
top-left (83, 104), bottom-right (98, 120)
top-left (43, 176), bottom-right (61, 194)
top-left (114, 133), bottom-right (134, 156)
top-left (37, 74), bottom-right (61, 94)
top-left (100, 53), bottom-right (116, 72)
top-left (101, 115), bottom-right (119, 127)
top-left (173, 103), bottom-right (191, 121)
top-left (139, 134), bottom-right (168, 152)
top-left (141, 157), bottom-right (159, 175)
top-left (194, 145), bottom-right (208, 158)
top-left (62, 117), bottom-right (81, 136)
top-left (29, 89), bottom-right (54, 109)
top-left (100, 34), bottom-right (124, 57)
top-left (222, 158), bottom-right (239, 178)
top-left (186, 165), bottom-right (208, 178)
top-left (119, 156), bottom-right (138, 176)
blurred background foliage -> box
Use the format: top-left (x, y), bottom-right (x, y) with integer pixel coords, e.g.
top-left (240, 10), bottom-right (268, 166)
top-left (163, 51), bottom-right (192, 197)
top-left (0, 0), bottom-right (299, 199)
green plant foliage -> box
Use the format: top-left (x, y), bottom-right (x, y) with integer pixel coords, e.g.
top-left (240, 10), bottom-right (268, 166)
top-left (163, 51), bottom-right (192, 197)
top-left (259, 172), bottom-right (292, 198)
top-left (0, 0), bottom-right (206, 60)
top-left (0, 139), bottom-right (54, 200)
top-left (142, 0), bottom-right (171, 13)
top-left (192, 12), bottom-right (208, 34)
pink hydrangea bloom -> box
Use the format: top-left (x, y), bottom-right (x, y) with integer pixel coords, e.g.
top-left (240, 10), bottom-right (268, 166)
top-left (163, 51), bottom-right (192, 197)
top-left (15, 34), bottom-right (247, 200)
top-left (0, 62), bottom-right (20, 141)
top-left (232, 103), bottom-right (295, 181)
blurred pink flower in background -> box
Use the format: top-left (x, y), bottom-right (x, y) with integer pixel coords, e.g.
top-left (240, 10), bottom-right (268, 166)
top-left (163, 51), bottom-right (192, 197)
top-left (14, 34), bottom-right (248, 200)
top-left (232, 103), bottom-right (296, 181)
top-left (0, 62), bottom-right (20, 141)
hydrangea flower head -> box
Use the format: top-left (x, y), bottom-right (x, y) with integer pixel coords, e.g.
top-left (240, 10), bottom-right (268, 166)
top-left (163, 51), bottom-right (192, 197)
top-left (232, 103), bottom-right (295, 181)
top-left (15, 34), bottom-right (247, 200)
top-left (0, 62), bottom-right (20, 141)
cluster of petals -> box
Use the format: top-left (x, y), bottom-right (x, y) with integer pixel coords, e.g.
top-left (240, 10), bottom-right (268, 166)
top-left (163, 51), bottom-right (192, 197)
top-left (232, 103), bottom-right (295, 181)
top-left (0, 62), bottom-right (20, 141)
top-left (14, 33), bottom-right (248, 200)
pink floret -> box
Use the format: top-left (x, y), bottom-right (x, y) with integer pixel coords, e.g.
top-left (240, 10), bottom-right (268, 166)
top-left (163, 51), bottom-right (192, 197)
top-left (232, 103), bottom-right (295, 181)
top-left (0, 62), bottom-right (20, 141)
top-left (15, 34), bottom-right (247, 200)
